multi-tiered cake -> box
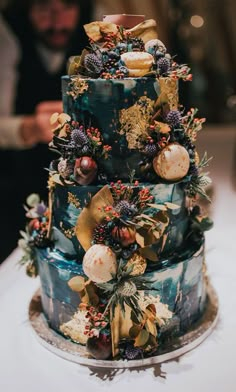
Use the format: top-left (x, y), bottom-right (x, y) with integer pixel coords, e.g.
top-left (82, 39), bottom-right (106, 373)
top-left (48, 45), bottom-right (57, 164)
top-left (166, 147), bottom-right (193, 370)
top-left (20, 16), bottom-right (213, 362)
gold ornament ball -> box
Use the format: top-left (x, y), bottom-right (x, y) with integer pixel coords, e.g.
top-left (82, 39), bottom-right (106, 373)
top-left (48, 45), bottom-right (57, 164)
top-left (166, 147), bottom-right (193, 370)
top-left (153, 143), bottom-right (190, 181)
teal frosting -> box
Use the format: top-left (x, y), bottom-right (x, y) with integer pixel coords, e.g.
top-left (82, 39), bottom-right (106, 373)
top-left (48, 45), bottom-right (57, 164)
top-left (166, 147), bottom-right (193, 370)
top-left (52, 182), bottom-right (189, 261)
top-left (62, 76), bottom-right (161, 181)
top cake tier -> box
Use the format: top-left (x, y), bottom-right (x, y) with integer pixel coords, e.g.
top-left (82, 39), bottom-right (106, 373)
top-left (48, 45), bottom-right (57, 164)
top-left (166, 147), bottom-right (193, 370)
top-left (62, 76), bottom-right (181, 182)
top-left (49, 18), bottom-right (205, 190)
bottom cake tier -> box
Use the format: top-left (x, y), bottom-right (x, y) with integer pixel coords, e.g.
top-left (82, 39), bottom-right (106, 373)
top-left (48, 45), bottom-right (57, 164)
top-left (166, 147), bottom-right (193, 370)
top-left (36, 240), bottom-right (208, 360)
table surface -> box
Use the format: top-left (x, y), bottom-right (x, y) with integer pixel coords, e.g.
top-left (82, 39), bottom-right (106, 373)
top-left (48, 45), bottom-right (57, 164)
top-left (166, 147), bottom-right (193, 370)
top-left (1, 126), bottom-right (236, 392)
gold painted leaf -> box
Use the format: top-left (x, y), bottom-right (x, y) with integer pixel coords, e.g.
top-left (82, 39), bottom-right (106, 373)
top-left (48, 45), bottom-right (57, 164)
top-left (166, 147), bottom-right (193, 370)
top-left (134, 329), bottom-right (150, 347)
top-left (68, 276), bottom-right (85, 292)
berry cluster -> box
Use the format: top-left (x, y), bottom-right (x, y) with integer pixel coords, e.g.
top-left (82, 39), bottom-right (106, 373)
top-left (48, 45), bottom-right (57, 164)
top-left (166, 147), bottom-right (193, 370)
top-left (83, 305), bottom-right (109, 338)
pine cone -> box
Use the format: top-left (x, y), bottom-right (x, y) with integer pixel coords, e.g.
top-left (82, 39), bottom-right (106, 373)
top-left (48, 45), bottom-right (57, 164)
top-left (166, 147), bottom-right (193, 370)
top-left (71, 128), bottom-right (89, 146)
top-left (144, 143), bottom-right (158, 157)
top-left (157, 57), bottom-right (170, 75)
top-left (115, 200), bottom-right (137, 218)
top-left (125, 345), bottom-right (143, 360)
top-left (84, 53), bottom-right (103, 76)
top-left (166, 110), bottom-right (182, 127)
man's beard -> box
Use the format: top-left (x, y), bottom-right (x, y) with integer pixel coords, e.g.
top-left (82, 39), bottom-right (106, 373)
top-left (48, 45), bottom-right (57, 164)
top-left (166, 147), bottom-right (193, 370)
top-left (36, 28), bottom-right (74, 51)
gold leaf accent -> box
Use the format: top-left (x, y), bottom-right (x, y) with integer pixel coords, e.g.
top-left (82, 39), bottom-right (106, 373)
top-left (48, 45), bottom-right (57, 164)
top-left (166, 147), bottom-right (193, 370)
top-left (67, 192), bottom-right (81, 209)
top-left (75, 185), bottom-right (114, 251)
top-left (158, 77), bottom-right (178, 110)
top-left (59, 222), bottom-right (76, 239)
top-left (68, 77), bottom-right (89, 99)
top-left (119, 96), bottom-right (154, 149)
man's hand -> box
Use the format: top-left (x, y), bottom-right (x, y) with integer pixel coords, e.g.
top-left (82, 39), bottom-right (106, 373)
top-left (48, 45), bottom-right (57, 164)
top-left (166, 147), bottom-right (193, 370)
top-left (20, 100), bottom-right (63, 146)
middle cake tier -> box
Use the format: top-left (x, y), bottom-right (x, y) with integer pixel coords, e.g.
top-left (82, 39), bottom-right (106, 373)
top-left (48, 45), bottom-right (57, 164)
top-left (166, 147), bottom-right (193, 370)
top-left (51, 181), bottom-right (190, 262)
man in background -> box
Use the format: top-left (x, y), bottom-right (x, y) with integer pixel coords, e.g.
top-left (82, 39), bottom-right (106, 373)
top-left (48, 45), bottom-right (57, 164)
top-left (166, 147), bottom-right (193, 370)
top-left (0, 0), bottom-right (93, 262)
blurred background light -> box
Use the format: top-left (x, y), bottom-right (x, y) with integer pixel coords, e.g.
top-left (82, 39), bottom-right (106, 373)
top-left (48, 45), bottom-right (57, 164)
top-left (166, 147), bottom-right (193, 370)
top-left (190, 15), bottom-right (205, 28)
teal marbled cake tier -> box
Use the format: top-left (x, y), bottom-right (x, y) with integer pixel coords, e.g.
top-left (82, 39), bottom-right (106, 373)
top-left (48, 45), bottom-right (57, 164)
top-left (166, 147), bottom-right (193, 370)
top-left (37, 242), bottom-right (207, 342)
top-left (62, 76), bottom-right (164, 181)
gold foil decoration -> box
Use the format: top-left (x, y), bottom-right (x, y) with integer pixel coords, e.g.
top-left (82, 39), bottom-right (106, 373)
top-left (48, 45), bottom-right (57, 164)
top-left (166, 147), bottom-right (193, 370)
top-left (68, 77), bottom-right (89, 99)
top-left (158, 77), bottom-right (178, 110)
top-left (75, 185), bottom-right (114, 251)
top-left (119, 96), bottom-right (154, 149)
top-left (67, 192), bottom-right (80, 209)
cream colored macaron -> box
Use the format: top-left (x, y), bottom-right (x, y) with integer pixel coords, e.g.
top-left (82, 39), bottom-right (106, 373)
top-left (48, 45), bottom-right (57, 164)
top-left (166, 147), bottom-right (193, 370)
top-left (121, 51), bottom-right (153, 70)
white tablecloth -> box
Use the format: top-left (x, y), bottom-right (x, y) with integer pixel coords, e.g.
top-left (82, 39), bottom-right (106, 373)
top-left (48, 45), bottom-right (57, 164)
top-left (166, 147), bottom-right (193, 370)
top-left (0, 127), bottom-right (236, 392)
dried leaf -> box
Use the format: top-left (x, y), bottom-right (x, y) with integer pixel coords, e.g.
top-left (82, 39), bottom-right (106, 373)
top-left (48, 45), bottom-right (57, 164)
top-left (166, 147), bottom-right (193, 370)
top-left (135, 232), bottom-right (145, 248)
top-left (139, 246), bottom-right (159, 262)
top-left (68, 276), bottom-right (85, 292)
top-left (58, 124), bottom-right (68, 138)
top-left (139, 214), bottom-right (158, 223)
top-left (129, 324), bottom-right (142, 339)
top-left (50, 112), bottom-right (59, 125)
top-left (85, 282), bottom-right (100, 306)
top-left (134, 329), bottom-right (149, 347)
top-left (164, 202), bottom-right (180, 210)
top-left (51, 173), bottom-right (64, 186)
top-left (145, 319), bottom-right (157, 336)
top-left (58, 113), bottom-right (71, 124)
top-left (147, 203), bottom-right (167, 211)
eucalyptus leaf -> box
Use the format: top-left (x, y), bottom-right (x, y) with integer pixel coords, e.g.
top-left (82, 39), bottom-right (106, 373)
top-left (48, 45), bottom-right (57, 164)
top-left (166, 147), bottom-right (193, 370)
top-left (26, 194), bottom-right (40, 207)
top-left (68, 276), bottom-right (85, 292)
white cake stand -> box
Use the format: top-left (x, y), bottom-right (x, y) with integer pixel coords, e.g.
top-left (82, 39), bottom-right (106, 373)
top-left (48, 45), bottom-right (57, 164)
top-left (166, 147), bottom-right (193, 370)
top-left (28, 283), bottom-right (219, 369)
